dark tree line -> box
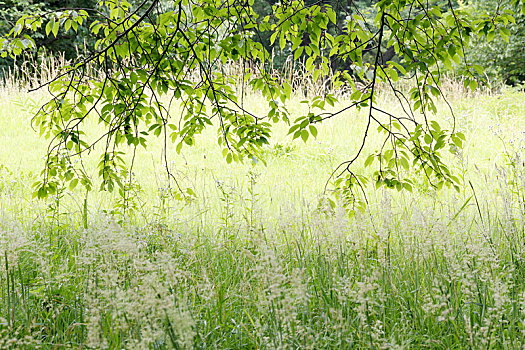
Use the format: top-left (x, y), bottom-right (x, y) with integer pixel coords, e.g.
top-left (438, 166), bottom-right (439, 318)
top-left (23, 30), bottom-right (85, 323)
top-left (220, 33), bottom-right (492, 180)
top-left (1, 0), bottom-right (524, 84)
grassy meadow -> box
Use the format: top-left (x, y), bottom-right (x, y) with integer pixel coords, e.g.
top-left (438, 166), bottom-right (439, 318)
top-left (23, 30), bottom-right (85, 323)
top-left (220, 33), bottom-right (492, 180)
top-left (0, 79), bottom-right (525, 349)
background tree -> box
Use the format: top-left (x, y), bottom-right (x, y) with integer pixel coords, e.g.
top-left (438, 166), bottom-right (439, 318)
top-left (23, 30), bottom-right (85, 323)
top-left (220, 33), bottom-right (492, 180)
top-left (0, 0), bottom-right (98, 79)
top-left (464, 0), bottom-right (525, 85)
top-left (1, 0), bottom-right (522, 208)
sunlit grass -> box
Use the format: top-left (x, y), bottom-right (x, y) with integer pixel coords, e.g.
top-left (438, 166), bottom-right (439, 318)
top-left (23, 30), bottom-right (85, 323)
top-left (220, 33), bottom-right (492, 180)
top-left (0, 81), bottom-right (524, 348)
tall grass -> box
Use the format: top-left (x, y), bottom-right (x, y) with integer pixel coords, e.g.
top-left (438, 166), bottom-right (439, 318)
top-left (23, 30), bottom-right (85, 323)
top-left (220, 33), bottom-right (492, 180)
top-left (0, 75), bottom-right (524, 348)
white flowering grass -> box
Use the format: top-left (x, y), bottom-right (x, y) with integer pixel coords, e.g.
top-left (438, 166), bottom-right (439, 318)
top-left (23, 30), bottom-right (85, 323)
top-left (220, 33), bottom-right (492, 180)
top-left (0, 84), bottom-right (524, 348)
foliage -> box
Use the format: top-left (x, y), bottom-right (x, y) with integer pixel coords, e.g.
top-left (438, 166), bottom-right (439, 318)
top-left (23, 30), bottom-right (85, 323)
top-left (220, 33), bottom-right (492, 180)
top-left (0, 0), bottom-right (523, 210)
top-left (464, 0), bottom-right (525, 85)
top-left (0, 0), bottom-right (98, 79)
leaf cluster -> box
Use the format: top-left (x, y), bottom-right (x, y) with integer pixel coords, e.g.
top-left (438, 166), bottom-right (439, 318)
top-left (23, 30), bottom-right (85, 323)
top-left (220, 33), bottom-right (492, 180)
top-left (1, 0), bottom-right (522, 209)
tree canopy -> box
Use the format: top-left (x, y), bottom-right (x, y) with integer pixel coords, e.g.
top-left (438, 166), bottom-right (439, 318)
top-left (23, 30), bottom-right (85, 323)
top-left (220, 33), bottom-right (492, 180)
top-left (465, 0), bottom-right (525, 84)
top-left (1, 0), bottom-right (523, 209)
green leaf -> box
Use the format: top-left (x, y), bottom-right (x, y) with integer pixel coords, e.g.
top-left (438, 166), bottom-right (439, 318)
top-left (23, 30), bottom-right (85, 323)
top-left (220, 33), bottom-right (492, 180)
top-left (288, 124), bottom-right (300, 134)
top-left (364, 154), bottom-right (374, 167)
top-left (487, 30), bottom-right (495, 42)
top-left (38, 187), bottom-right (47, 199)
top-left (64, 19), bottom-right (72, 33)
top-left (52, 20), bottom-right (59, 38)
top-left (472, 65), bottom-right (484, 75)
top-left (279, 35), bottom-right (286, 51)
top-left (499, 27), bottom-right (510, 42)
top-left (69, 178), bottom-right (79, 190)
top-left (430, 121), bottom-right (441, 133)
top-left (46, 18), bottom-right (54, 36)
top-left (399, 157), bottom-right (409, 170)
top-left (327, 8), bottom-right (336, 25)
top-left (469, 79), bottom-right (477, 91)
top-left (306, 56), bottom-right (315, 71)
top-left (301, 130), bottom-right (309, 142)
top-left (389, 68), bottom-right (398, 82)
top-left (294, 47), bottom-right (303, 60)
top-left (309, 125), bottom-right (318, 138)
top-left (270, 31), bottom-right (278, 45)
top-left (389, 61), bottom-right (406, 75)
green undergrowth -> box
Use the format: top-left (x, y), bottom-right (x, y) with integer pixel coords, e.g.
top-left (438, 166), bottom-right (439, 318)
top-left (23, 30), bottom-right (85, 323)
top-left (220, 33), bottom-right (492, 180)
top-left (1, 200), bottom-right (525, 349)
